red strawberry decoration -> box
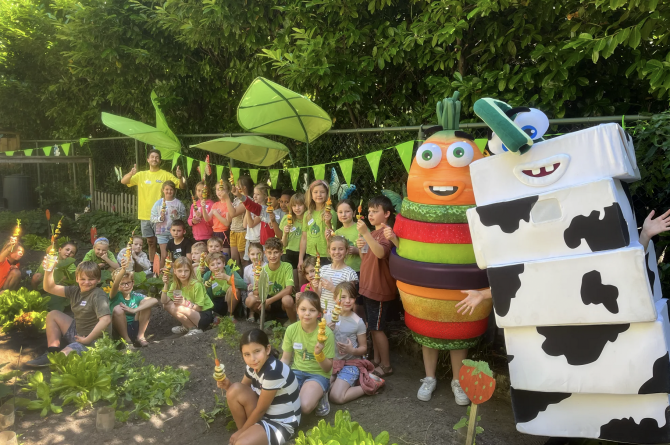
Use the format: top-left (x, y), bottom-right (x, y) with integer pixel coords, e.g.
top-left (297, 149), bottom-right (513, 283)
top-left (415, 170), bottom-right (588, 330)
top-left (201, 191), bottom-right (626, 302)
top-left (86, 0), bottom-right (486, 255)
top-left (459, 359), bottom-right (496, 405)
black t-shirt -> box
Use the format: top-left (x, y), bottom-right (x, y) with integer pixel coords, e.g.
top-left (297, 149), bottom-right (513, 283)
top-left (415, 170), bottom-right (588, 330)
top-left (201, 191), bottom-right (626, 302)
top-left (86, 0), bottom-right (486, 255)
top-left (166, 238), bottom-right (193, 260)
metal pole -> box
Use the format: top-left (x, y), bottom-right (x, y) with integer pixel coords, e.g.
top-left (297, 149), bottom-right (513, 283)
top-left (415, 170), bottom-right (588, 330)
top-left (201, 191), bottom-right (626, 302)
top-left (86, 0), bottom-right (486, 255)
top-left (88, 157), bottom-right (95, 210)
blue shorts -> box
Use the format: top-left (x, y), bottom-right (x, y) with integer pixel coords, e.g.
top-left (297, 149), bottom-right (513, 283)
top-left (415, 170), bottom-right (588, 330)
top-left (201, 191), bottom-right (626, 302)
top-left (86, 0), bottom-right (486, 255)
top-left (336, 365), bottom-right (360, 386)
top-left (293, 369), bottom-right (330, 393)
top-left (156, 234), bottom-right (172, 245)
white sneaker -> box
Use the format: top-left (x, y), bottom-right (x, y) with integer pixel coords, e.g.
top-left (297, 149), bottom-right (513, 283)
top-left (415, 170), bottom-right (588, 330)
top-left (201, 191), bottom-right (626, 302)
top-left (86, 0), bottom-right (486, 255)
top-left (184, 328), bottom-right (204, 336)
top-left (417, 377), bottom-right (437, 401)
top-left (451, 379), bottom-right (470, 406)
top-left (171, 326), bottom-right (189, 335)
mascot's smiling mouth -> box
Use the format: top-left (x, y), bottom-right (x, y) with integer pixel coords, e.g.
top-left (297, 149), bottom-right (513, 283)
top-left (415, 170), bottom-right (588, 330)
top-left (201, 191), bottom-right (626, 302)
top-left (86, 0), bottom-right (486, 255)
top-left (512, 154), bottom-right (570, 187)
top-left (429, 185), bottom-right (458, 196)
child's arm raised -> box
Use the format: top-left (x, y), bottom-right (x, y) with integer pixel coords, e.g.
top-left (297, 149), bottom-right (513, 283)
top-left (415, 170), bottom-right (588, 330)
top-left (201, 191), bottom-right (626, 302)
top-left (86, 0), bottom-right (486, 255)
top-left (227, 187), bottom-right (248, 218)
top-left (640, 209), bottom-right (670, 251)
top-left (109, 265), bottom-right (125, 298)
top-left (357, 220), bottom-right (387, 259)
top-left (42, 265), bottom-right (66, 298)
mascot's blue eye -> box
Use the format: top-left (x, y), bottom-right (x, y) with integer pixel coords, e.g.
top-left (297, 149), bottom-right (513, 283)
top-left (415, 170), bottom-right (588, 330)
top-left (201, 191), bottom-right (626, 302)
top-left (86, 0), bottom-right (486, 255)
top-left (522, 125), bottom-right (538, 139)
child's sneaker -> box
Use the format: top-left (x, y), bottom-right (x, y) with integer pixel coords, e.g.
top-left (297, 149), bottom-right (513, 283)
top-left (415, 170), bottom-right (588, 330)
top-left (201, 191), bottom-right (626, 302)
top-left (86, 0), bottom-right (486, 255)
top-left (315, 392), bottom-right (330, 417)
top-left (417, 377), bottom-right (437, 401)
top-left (451, 379), bottom-right (470, 406)
top-left (184, 328), bottom-right (203, 337)
top-left (171, 325), bottom-right (189, 335)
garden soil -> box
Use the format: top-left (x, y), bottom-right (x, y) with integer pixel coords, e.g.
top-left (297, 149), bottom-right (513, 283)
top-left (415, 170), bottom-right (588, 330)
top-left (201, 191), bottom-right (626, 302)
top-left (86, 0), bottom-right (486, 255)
top-left (0, 305), bottom-right (552, 445)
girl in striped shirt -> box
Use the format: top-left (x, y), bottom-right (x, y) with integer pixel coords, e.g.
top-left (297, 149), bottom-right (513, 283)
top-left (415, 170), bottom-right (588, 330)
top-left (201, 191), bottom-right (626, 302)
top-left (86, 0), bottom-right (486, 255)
top-left (218, 329), bottom-right (301, 445)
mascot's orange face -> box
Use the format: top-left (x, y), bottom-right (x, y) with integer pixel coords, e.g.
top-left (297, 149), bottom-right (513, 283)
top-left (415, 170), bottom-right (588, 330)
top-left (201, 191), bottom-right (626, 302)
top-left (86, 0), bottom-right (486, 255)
top-left (407, 131), bottom-right (484, 206)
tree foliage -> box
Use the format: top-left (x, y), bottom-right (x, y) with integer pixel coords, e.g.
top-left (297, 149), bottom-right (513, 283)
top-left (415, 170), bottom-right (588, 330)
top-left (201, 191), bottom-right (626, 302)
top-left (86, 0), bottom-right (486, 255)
top-left (0, 0), bottom-right (669, 139)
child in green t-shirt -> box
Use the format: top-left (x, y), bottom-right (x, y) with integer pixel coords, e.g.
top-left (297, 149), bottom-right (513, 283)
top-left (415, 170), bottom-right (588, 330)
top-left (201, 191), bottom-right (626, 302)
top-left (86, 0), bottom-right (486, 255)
top-left (329, 199), bottom-right (361, 273)
top-left (244, 238), bottom-right (296, 322)
top-left (160, 256), bottom-right (215, 337)
top-left (281, 291), bottom-right (335, 417)
top-left (201, 252), bottom-right (245, 317)
top-left (82, 237), bottom-right (120, 271)
top-left (298, 181), bottom-right (337, 276)
top-left (280, 192), bottom-right (305, 284)
top-left (31, 241), bottom-right (78, 291)
top-left (109, 264), bottom-right (158, 347)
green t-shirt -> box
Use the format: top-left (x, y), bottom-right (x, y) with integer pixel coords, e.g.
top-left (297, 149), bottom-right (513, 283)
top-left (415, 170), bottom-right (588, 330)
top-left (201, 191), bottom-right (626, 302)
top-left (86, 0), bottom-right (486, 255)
top-left (109, 291), bottom-right (145, 324)
top-left (303, 209), bottom-right (337, 257)
top-left (335, 224), bottom-right (361, 272)
top-left (279, 214), bottom-right (303, 253)
top-left (168, 280), bottom-right (213, 312)
top-left (82, 250), bottom-right (118, 269)
top-left (282, 321), bottom-right (335, 378)
top-left (201, 267), bottom-right (245, 299)
top-left (264, 262), bottom-right (295, 297)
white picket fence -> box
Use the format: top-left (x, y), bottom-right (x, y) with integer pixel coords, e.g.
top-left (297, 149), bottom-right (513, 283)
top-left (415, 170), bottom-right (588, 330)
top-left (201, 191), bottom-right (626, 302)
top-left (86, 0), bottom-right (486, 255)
top-left (94, 190), bottom-right (137, 216)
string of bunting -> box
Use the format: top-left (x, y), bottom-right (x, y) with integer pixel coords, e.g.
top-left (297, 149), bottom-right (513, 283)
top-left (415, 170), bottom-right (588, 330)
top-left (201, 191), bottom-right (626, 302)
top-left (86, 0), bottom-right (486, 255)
top-left (0, 138), bottom-right (89, 157)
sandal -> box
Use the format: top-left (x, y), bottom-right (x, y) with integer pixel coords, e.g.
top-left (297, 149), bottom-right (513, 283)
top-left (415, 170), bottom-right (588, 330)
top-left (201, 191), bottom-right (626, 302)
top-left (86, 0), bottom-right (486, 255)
top-left (136, 338), bottom-right (150, 347)
top-left (372, 364), bottom-right (394, 378)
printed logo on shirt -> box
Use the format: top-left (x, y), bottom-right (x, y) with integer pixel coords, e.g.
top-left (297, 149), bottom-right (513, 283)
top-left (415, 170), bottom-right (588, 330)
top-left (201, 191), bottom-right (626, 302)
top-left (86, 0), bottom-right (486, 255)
top-left (80, 300), bottom-right (87, 306)
top-left (156, 179), bottom-right (163, 183)
top-left (144, 180), bottom-right (152, 185)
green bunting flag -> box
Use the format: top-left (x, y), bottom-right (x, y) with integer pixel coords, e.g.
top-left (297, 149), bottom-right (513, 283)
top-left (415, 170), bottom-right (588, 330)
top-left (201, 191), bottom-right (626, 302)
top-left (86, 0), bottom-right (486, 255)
top-left (216, 165), bottom-right (224, 182)
top-left (474, 138), bottom-right (487, 154)
top-left (199, 161), bottom-right (207, 180)
top-left (395, 141), bottom-right (414, 173)
top-left (338, 159), bottom-right (354, 185)
top-left (249, 169), bottom-right (259, 183)
top-left (5, 151), bottom-right (13, 156)
top-left (61, 143), bottom-right (71, 156)
top-left (231, 167), bottom-right (241, 184)
top-left (269, 170), bottom-right (279, 189)
top-left (171, 153), bottom-right (181, 171)
top-left (186, 157), bottom-right (194, 176)
top-left (312, 164), bottom-right (325, 181)
top-left (42, 146), bottom-right (52, 156)
top-left (24, 149), bottom-right (33, 156)
top-left (365, 150), bottom-right (383, 181)
top-left (288, 168), bottom-right (301, 190)
top-left (79, 137), bottom-right (89, 147)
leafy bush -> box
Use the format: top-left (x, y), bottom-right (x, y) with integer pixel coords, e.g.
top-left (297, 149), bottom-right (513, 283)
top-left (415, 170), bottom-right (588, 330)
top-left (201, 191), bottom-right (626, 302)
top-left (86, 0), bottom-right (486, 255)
top-left (0, 210), bottom-right (52, 237)
top-left (264, 320), bottom-right (287, 352)
top-left (22, 234), bottom-right (71, 252)
top-left (0, 288), bottom-right (50, 332)
top-left (296, 410), bottom-right (394, 445)
top-left (72, 211), bottom-right (139, 250)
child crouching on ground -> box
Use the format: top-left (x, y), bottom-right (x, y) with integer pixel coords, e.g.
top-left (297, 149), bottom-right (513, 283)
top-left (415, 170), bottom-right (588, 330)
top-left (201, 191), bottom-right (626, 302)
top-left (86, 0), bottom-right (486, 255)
top-left (161, 256), bottom-right (214, 337)
top-left (243, 242), bottom-right (266, 322)
top-left (26, 261), bottom-right (112, 367)
top-left (109, 262), bottom-right (159, 347)
top-left (326, 282), bottom-right (384, 404)
top-left (245, 238), bottom-right (296, 323)
top-left (192, 241), bottom-right (208, 273)
top-left (202, 252), bottom-right (245, 317)
top-left (218, 329), bottom-right (301, 445)
top-left (281, 291), bottom-right (335, 416)
top-left (83, 237), bottom-right (120, 271)
top-left (117, 235), bottom-right (152, 276)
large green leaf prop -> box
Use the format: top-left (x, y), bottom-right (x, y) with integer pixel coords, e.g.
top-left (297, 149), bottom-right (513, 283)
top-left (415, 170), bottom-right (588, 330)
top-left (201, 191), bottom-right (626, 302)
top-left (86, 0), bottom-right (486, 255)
top-left (101, 91), bottom-right (181, 160)
top-left (190, 135), bottom-right (290, 167)
top-left (237, 77), bottom-right (332, 143)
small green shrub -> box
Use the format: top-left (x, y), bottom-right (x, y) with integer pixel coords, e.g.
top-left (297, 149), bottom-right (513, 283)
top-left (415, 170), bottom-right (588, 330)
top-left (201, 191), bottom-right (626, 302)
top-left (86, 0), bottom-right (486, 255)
top-left (0, 287), bottom-right (50, 332)
top-left (296, 410), bottom-right (394, 445)
top-left (72, 211), bottom-right (139, 250)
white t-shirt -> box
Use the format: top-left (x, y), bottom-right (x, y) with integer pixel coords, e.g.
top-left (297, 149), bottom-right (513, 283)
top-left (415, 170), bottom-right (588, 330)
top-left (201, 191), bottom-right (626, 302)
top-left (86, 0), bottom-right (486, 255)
top-left (319, 264), bottom-right (358, 311)
top-left (243, 261), bottom-right (267, 290)
top-left (325, 311), bottom-right (366, 360)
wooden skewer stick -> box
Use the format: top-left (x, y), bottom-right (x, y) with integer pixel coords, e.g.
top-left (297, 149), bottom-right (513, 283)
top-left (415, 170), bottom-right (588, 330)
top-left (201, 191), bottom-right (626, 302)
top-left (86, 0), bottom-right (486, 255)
top-left (465, 404), bottom-right (478, 445)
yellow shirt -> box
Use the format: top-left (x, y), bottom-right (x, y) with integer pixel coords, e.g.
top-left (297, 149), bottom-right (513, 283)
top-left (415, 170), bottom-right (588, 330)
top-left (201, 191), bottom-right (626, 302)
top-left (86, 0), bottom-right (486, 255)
top-left (128, 170), bottom-right (180, 220)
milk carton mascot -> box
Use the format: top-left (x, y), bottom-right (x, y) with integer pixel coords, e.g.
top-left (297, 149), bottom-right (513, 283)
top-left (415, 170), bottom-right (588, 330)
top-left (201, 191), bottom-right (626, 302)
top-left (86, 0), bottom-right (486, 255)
top-left (389, 92), bottom-right (492, 406)
top-left (468, 98), bottom-right (670, 444)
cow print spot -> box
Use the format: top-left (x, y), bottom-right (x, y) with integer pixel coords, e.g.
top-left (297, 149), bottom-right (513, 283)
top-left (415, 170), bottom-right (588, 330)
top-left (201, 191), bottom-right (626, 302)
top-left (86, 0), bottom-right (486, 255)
top-left (600, 413), bottom-right (670, 443)
top-left (510, 388), bottom-right (571, 423)
top-left (537, 324), bottom-right (630, 365)
top-left (488, 264), bottom-right (524, 317)
top-left (507, 355), bottom-right (514, 363)
top-left (646, 251), bottom-right (657, 296)
top-left (563, 203), bottom-right (630, 252)
top-left (476, 195), bottom-right (539, 234)
top-left (639, 352), bottom-right (670, 394)
top-left (580, 270), bottom-right (619, 314)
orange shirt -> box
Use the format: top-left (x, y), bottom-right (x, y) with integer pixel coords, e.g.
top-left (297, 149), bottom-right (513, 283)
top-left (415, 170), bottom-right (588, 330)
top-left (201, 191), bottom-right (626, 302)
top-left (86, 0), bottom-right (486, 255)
top-left (211, 201), bottom-right (229, 232)
top-left (0, 259), bottom-right (18, 289)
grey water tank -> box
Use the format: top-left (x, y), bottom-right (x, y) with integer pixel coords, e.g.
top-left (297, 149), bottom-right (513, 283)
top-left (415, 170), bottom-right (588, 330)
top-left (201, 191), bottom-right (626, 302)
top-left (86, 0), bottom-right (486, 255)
top-left (3, 175), bottom-right (34, 211)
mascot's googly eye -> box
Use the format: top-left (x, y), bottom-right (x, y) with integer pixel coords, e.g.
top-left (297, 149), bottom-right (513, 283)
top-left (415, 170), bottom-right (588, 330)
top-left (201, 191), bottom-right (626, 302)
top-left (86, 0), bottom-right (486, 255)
top-left (416, 143), bottom-right (442, 169)
top-left (446, 142), bottom-right (474, 167)
top-left (513, 108), bottom-right (549, 141)
top-left (488, 132), bottom-right (507, 155)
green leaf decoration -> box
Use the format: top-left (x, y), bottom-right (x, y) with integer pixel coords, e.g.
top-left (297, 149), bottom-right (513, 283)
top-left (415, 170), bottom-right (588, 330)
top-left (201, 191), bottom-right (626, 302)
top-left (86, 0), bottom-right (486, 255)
top-left (394, 141), bottom-right (414, 173)
top-left (269, 169), bottom-right (280, 189)
top-left (462, 359), bottom-right (494, 378)
top-left (337, 159), bottom-right (353, 185)
top-left (365, 150), bottom-right (383, 181)
top-left (288, 167), bottom-right (301, 190)
top-left (190, 135), bottom-right (289, 167)
top-left (61, 143), bottom-right (71, 156)
top-left (237, 77), bottom-right (332, 143)
top-left (312, 163), bottom-right (325, 180)
top-left (249, 169), bottom-right (259, 183)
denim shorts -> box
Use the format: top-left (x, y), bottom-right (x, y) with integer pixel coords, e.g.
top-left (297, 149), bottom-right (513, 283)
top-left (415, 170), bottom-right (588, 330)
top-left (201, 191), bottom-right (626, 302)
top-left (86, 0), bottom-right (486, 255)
top-left (293, 369), bottom-right (330, 393)
top-left (156, 234), bottom-right (172, 245)
top-left (336, 365), bottom-right (360, 386)
top-left (63, 321), bottom-right (98, 354)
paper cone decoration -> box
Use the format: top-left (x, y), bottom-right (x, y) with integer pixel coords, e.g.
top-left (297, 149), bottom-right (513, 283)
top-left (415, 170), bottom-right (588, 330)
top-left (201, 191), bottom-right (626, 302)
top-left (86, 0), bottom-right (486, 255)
top-left (312, 164), bottom-right (325, 181)
top-left (269, 169), bottom-right (279, 189)
top-left (338, 159), bottom-right (354, 185)
top-left (289, 168), bottom-right (301, 190)
top-left (249, 169), bottom-right (259, 183)
top-left (365, 150), bottom-right (383, 181)
top-left (395, 141), bottom-right (414, 173)
top-left (61, 143), bottom-right (71, 156)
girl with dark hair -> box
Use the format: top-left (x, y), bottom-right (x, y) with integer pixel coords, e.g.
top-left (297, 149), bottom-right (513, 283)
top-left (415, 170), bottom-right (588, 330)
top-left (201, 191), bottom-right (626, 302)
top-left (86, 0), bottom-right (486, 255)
top-left (217, 328), bottom-right (301, 445)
